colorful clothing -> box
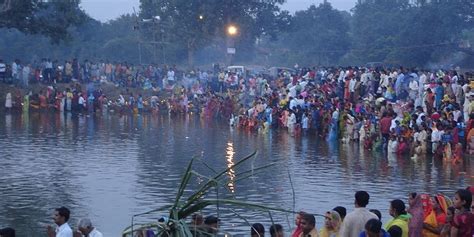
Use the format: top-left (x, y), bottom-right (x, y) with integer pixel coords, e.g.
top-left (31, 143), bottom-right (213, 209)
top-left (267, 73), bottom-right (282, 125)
top-left (385, 214), bottom-right (410, 237)
top-left (451, 211), bottom-right (474, 237)
top-left (408, 194), bottom-right (424, 237)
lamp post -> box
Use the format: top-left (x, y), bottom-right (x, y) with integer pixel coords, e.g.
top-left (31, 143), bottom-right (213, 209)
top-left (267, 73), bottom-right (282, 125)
top-left (226, 24), bottom-right (238, 66)
top-left (136, 16), bottom-right (162, 64)
top-left (227, 25), bottom-right (238, 36)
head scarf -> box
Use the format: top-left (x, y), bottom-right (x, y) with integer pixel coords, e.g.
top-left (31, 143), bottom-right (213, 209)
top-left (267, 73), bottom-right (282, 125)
top-left (325, 210), bottom-right (342, 232)
top-left (420, 194), bottom-right (433, 219)
top-left (408, 194), bottom-right (424, 237)
top-left (422, 194), bottom-right (449, 237)
top-left (434, 194), bottom-right (448, 215)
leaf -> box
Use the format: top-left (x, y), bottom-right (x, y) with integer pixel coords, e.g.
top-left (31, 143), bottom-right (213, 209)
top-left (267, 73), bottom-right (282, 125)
top-left (181, 151), bottom-right (258, 210)
top-left (178, 198), bottom-right (294, 219)
top-left (172, 158), bottom-right (195, 210)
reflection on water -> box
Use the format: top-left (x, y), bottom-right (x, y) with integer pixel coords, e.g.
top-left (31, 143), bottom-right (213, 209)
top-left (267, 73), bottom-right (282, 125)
top-left (226, 142), bottom-right (236, 193)
top-left (0, 112), bottom-right (472, 236)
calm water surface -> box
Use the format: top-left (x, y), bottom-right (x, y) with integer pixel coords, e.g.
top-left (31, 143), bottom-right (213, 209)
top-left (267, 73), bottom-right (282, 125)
top-left (0, 112), bottom-right (472, 236)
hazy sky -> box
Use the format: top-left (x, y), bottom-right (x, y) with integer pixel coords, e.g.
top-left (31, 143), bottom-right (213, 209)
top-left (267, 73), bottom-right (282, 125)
top-left (80, 0), bottom-right (358, 23)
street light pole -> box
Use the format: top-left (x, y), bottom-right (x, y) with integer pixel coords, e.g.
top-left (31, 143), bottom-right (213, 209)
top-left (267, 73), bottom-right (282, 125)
top-left (136, 16), bottom-right (162, 65)
top-left (226, 24), bottom-right (238, 66)
top-left (161, 29), bottom-right (166, 65)
top-left (138, 38), bottom-right (142, 65)
top-left (133, 10), bottom-right (142, 65)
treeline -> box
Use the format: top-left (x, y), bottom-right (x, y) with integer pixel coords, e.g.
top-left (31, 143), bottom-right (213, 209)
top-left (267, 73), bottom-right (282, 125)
top-left (0, 0), bottom-right (473, 68)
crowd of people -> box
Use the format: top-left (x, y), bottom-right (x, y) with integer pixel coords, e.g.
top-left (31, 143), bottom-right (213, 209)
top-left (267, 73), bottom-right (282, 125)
top-left (0, 207), bottom-right (102, 237)
top-left (180, 188), bottom-right (474, 237)
top-left (1, 188), bottom-right (471, 237)
top-left (2, 58), bottom-right (474, 160)
top-left (189, 188), bottom-right (473, 237)
top-left (1, 59), bottom-right (474, 236)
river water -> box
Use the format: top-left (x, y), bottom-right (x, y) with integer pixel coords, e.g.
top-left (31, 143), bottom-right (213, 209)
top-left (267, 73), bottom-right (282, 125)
top-left (0, 112), bottom-right (472, 236)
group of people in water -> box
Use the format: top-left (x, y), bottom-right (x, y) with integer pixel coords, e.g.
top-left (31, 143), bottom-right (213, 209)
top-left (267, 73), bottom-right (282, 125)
top-left (1, 59), bottom-right (474, 236)
top-left (3, 58), bottom-right (474, 161)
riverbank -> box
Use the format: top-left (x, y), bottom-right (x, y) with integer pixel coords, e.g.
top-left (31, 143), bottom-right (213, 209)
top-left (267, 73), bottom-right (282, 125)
top-left (0, 81), bottom-right (163, 109)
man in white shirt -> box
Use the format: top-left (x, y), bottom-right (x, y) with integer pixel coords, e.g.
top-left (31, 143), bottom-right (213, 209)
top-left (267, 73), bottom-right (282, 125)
top-left (167, 69), bottom-right (175, 85)
top-left (78, 93), bottom-right (86, 113)
top-left (74, 218), bottom-right (103, 237)
top-left (349, 77), bottom-right (356, 95)
top-left (431, 125), bottom-right (444, 154)
top-left (47, 206), bottom-right (73, 237)
top-left (408, 77), bottom-right (419, 101)
top-left (289, 97), bottom-right (298, 111)
top-left (287, 110), bottom-right (296, 136)
top-left (11, 59), bottom-right (19, 84)
top-left (339, 191), bottom-right (378, 237)
top-left (0, 59), bottom-right (6, 82)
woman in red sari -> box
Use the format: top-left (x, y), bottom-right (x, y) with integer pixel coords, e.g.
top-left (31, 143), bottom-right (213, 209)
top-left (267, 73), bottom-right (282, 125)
top-left (291, 211), bottom-right (305, 237)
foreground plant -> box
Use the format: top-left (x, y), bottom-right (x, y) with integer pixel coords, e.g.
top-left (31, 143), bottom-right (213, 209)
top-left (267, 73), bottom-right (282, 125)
top-left (122, 151), bottom-right (293, 237)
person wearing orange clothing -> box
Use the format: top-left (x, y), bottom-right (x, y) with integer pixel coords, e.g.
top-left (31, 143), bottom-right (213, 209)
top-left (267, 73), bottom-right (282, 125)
top-left (423, 194), bottom-right (448, 237)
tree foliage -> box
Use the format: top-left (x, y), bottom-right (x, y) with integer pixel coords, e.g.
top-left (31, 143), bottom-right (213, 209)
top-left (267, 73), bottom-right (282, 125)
top-left (0, 0), bottom-right (87, 43)
top-left (138, 0), bottom-right (290, 66)
top-left (1, 0), bottom-right (473, 68)
top-left (281, 2), bottom-right (351, 65)
top-left (349, 0), bottom-right (474, 67)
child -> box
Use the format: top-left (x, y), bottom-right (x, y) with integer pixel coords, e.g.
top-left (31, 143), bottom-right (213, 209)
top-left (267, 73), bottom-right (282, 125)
top-left (443, 142), bottom-right (452, 161)
top-left (397, 137), bottom-right (409, 155)
top-left (449, 189), bottom-right (473, 236)
top-left (412, 141), bottom-right (423, 159)
top-left (452, 143), bottom-right (463, 164)
top-left (388, 135), bottom-right (399, 153)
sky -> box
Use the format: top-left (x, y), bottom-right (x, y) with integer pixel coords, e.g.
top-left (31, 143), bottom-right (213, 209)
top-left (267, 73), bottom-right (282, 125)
top-left (80, 0), bottom-right (358, 23)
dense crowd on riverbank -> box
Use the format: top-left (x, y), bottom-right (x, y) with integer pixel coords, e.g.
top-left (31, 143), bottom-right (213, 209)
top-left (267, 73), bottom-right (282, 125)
top-left (2, 58), bottom-right (474, 161)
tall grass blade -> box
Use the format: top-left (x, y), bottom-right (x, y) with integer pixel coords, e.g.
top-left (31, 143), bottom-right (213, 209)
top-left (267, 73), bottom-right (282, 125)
top-left (173, 158), bottom-right (195, 209)
top-left (182, 151), bottom-right (257, 209)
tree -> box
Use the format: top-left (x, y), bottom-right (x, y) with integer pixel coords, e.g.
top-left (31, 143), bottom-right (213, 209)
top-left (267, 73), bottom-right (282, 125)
top-left (0, 0), bottom-right (86, 43)
top-left (350, 0), bottom-right (474, 67)
top-left (350, 0), bottom-right (410, 65)
top-left (139, 0), bottom-right (289, 67)
top-left (280, 2), bottom-right (351, 65)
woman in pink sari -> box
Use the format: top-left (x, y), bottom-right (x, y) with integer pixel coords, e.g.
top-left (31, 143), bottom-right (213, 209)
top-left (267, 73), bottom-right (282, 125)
top-left (408, 192), bottom-right (424, 237)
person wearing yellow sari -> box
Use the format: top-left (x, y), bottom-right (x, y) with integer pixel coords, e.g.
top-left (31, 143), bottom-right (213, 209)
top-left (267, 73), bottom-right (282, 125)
top-left (422, 194), bottom-right (448, 237)
top-left (319, 210), bottom-right (341, 237)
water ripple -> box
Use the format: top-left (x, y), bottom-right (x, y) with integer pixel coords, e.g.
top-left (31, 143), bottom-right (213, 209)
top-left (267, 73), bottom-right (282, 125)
top-left (0, 114), bottom-right (472, 236)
